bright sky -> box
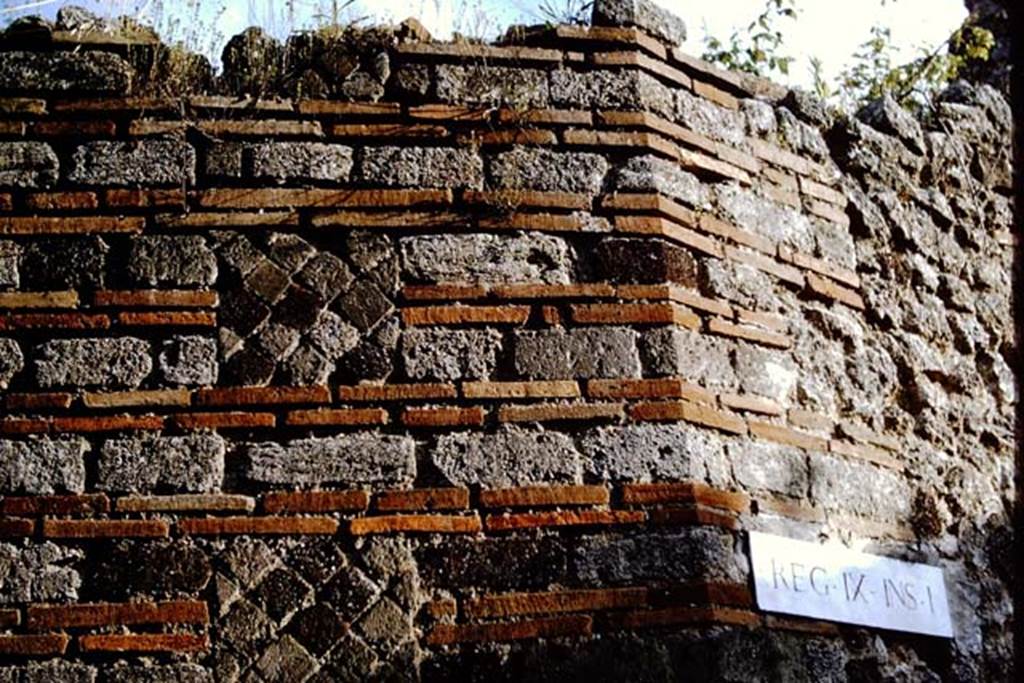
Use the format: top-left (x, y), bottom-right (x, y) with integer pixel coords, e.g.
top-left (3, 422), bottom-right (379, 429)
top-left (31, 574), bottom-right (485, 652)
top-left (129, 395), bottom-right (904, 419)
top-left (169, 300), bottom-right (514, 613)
top-left (1, 0), bottom-right (968, 90)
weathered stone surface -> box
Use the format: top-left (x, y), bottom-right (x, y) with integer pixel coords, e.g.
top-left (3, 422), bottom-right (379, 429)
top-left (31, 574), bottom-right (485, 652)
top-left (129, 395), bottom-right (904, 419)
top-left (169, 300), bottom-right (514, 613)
top-left (640, 328), bottom-right (736, 387)
top-left (592, 0), bottom-right (687, 46)
top-left (614, 154), bottom-right (710, 208)
top-left (0, 141), bottom-right (59, 188)
top-left (401, 327), bottom-right (503, 381)
top-left (18, 237), bottom-right (107, 290)
top-left (728, 440), bottom-right (808, 497)
top-left (308, 310), bottom-right (360, 360)
top-left (716, 182), bottom-right (815, 252)
top-left (433, 428), bottom-right (582, 487)
top-left (281, 343), bottom-right (332, 386)
top-left (128, 235), bottom-right (217, 286)
top-left (0, 338), bottom-right (22, 389)
top-left (490, 146), bottom-right (608, 194)
top-left (401, 233), bottom-right (573, 284)
top-left (35, 337), bottom-right (151, 388)
top-left (95, 540), bottom-right (211, 598)
top-left (514, 327), bottom-right (641, 379)
top-left (594, 237), bottom-right (697, 285)
top-left (0, 50), bottom-right (132, 93)
top-left (573, 528), bottom-right (746, 584)
top-left (337, 279), bottom-right (392, 331)
top-left (734, 343), bottom-right (797, 402)
top-left (675, 89), bottom-right (746, 145)
top-left (582, 423), bottom-right (728, 482)
top-left (220, 27), bottom-right (283, 96)
top-left (106, 664), bottom-right (212, 683)
top-left (337, 315), bottom-right (399, 383)
top-left (810, 454), bottom-right (912, 519)
top-left (359, 146), bottom-right (483, 188)
top-left (19, 660), bottom-right (97, 683)
top-left (297, 252), bottom-right (353, 300)
top-left (0, 437), bottom-right (88, 494)
top-left (256, 635), bottom-right (317, 682)
top-left (159, 336), bottom-right (218, 386)
top-left (436, 64), bottom-right (549, 108)
top-left (252, 143), bottom-right (354, 182)
top-left (415, 536), bottom-right (567, 591)
top-left (98, 434), bottom-right (226, 493)
top-left (858, 93), bottom-right (926, 155)
top-left (69, 140), bottom-right (196, 186)
top-left (699, 259), bottom-right (778, 311)
top-left (550, 69), bottom-right (674, 118)
top-left (0, 241), bottom-right (17, 288)
top-left (246, 433), bottom-right (416, 486)
top-left (0, 542), bottom-right (82, 603)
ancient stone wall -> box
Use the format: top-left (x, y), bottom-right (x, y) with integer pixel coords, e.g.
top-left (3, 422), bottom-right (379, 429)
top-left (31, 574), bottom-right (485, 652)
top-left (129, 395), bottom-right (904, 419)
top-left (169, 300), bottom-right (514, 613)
top-left (0, 1), bottom-right (1016, 680)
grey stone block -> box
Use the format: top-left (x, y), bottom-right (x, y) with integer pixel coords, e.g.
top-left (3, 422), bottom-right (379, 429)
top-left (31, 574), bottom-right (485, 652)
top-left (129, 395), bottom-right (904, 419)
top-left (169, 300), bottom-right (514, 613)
top-left (436, 64), bottom-right (549, 108)
top-left (594, 237), bottom-right (697, 285)
top-left (580, 423), bottom-right (724, 481)
top-left (98, 434), bottom-right (226, 493)
top-left (205, 142), bottom-right (245, 177)
top-left (734, 343), bottom-right (797, 402)
top-left (0, 338), bottom-right (22, 389)
top-left (252, 142), bottom-right (353, 182)
top-left (514, 327), bottom-right (641, 379)
top-left (308, 310), bottom-right (360, 360)
top-left (127, 235), bottom-right (217, 286)
top-left (281, 344), bottom-right (332, 386)
top-left (716, 182), bottom-right (815, 252)
top-left (246, 434), bottom-right (416, 486)
top-left (0, 241), bottom-right (17, 287)
top-left (613, 154), bottom-right (711, 208)
top-left (401, 233), bottom-right (573, 284)
top-left (401, 328), bottom-right (503, 381)
top-left (810, 453), bottom-right (912, 520)
top-left (675, 89), bottom-right (746, 146)
top-left (159, 336), bottom-right (218, 386)
top-left (432, 427), bottom-right (582, 487)
top-left (858, 93), bottom-right (925, 155)
top-left (358, 146), bottom-right (483, 188)
top-left (0, 437), bottom-right (88, 494)
top-left (20, 660), bottom-right (97, 683)
top-left (0, 541), bottom-right (83, 603)
top-left (699, 258), bottom-right (778, 311)
top-left (550, 69), bottom-right (674, 118)
top-left (297, 252), bottom-right (353, 300)
top-left (69, 140), bottom-right (196, 186)
top-left (35, 337), bottom-right (151, 388)
top-left (18, 237), bottom-right (107, 290)
top-left (489, 146), bottom-right (608, 194)
top-left (728, 440), bottom-right (808, 497)
top-left (0, 141), bottom-right (59, 188)
top-left (640, 327), bottom-right (736, 387)
top-left (0, 50), bottom-right (132, 93)
top-left (592, 0), bottom-right (687, 46)
top-left (106, 664), bottom-right (212, 683)
top-left (573, 528), bottom-right (746, 585)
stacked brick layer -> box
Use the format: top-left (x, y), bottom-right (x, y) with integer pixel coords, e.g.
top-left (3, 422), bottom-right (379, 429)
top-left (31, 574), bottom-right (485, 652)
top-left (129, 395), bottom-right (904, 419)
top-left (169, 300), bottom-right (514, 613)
top-left (0, 2), bottom-right (1016, 681)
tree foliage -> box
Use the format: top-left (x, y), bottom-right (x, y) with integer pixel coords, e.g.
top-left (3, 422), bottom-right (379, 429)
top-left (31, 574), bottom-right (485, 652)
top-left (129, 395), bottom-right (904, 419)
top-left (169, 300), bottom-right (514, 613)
top-left (702, 0), bottom-right (799, 81)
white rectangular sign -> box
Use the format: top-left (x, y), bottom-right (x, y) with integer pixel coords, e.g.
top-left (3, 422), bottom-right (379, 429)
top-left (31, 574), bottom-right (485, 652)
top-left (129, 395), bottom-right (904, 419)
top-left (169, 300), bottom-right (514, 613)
top-left (749, 532), bottom-right (953, 637)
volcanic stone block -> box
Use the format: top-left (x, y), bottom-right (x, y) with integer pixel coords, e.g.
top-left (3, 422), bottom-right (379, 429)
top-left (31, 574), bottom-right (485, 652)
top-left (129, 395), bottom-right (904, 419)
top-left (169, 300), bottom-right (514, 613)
top-left (308, 311), bottom-right (360, 360)
top-left (858, 93), bottom-right (926, 154)
top-left (0, 338), bottom-right (22, 389)
top-left (0, 437), bottom-right (88, 494)
top-left (580, 423), bottom-right (725, 482)
top-left (594, 237), bottom-right (697, 285)
top-left (573, 528), bottom-right (746, 585)
top-left (106, 664), bottom-right (212, 683)
top-left (272, 286), bottom-right (326, 329)
top-left (0, 142), bottom-right (59, 188)
top-left (288, 604), bottom-right (347, 657)
top-left (640, 328), bottom-right (736, 387)
top-left (513, 327), bottom-right (641, 379)
top-left (127, 235), bottom-right (217, 286)
top-left (401, 328), bottom-right (503, 381)
top-left (218, 237), bottom-right (264, 278)
top-left (206, 142), bottom-right (245, 177)
top-left (221, 288), bottom-right (272, 337)
top-left (264, 232), bottom-right (315, 272)
top-left (0, 542), bottom-right (83, 603)
top-left (734, 343), bottom-right (797, 401)
top-left (246, 434), bottom-right (416, 486)
top-left (280, 344), bottom-right (332, 386)
top-left (716, 182), bottom-right (815, 252)
top-left (435, 64), bottom-right (550, 108)
top-left (95, 540), bottom-right (211, 598)
top-left (613, 154), bottom-right (710, 208)
top-left (728, 440), bottom-right (809, 497)
top-left (255, 635), bottom-right (316, 682)
top-left (223, 345), bottom-right (276, 386)
top-left (337, 279), bottom-right (393, 331)
top-left (358, 146), bottom-right (484, 188)
top-left (811, 454), bottom-right (912, 520)
top-left (18, 237), bottom-right (107, 289)
top-left (699, 259), bottom-right (776, 310)
top-left (252, 142), bottom-right (354, 182)
top-left (0, 50), bottom-right (132, 93)
top-left (220, 27), bottom-right (283, 95)
top-left (244, 259), bottom-right (291, 303)
top-left (69, 140), bottom-right (196, 186)
top-left (549, 69), bottom-right (674, 118)
top-left (297, 252), bottom-right (353, 300)
top-left (415, 536), bottom-right (568, 591)
top-left (337, 316), bottom-right (399, 383)
top-left (159, 336), bottom-right (218, 386)
top-left (592, 0), bottom-right (687, 46)
top-left (432, 428), bottom-right (582, 487)
top-left (98, 434), bottom-right (226, 493)
top-left (35, 337), bottom-right (151, 388)
top-left (489, 147), bottom-right (608, 194)
top-left (675, 89), bottom-right (746, 146)
top-left (401, 233), bottom-right (573, 284)
top-left (0, 241), bottom-right (17, 288)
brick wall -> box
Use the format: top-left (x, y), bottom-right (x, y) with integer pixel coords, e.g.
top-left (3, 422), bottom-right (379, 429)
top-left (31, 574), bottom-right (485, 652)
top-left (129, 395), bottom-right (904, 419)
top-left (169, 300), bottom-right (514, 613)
top-left (0, 1), bottom-right (1015, 680)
